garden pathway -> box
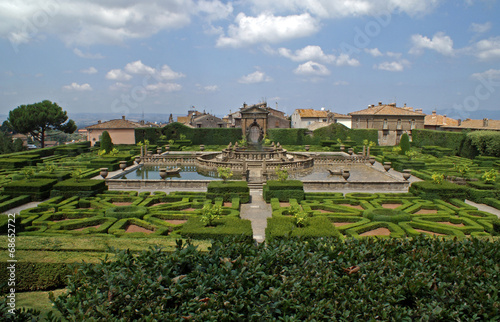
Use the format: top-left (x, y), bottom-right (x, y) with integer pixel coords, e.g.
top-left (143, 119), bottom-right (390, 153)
top-left (465, 200), bottom-right (500, 219)
top-left (240, 189), bottom-right (272, 243)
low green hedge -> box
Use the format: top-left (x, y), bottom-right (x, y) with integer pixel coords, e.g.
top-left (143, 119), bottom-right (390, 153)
top-left (3, 179), bottom-right (57, 201)
top-left (0, 262), bottom-right (72, 292)
top-left (207, 181), bottom-right (250, 203)
top-left (362, 208), bottom-right (412, 223)
top-left (263, 180), bottom-right (304, 202)
top-left (105, 206), bottom-right (148, 220)
top-left (0, 195), bottom-right (31, 214)
top-left (483, 197), bottom-right (500, 210)
top-left (266, 216), bottom-right (342, 241)
top-left (51, 179), bottom-right (107, 198)
top-left (180, 217), bottom-right (252, 241)
top-left (409, 181), bottom-right (468, 200)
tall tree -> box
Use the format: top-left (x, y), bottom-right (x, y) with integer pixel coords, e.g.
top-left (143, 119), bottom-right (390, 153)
top-left (7, 100), bottom-right (76, 148)
top-left (100, 130), bottom-right (113, 153)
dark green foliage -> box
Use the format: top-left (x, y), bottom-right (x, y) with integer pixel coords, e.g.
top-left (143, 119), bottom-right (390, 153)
top-left (99, 131), bottom-right (113, 153)
top-left (399, 133), bottom-right (410, 155)
top-left (0, 299), bottom-right (42, 321)
top-left (267, 128), bottom-right (309, 145)
top-left (263, 180), bottom-right (305, 202)
top-left (207, 181), bottom-right (250, 202)
top-left (180, 217), bottom-right (253, 241)
top-left (51, 179), bottom-right (107, 198)
top-left (0, 262), bottom-right (72, 293)
top-left (7, 100), bottom-right (76, 148)
top-left (421, 146), bottom-right (454, 157)
top-left (409, 181), bottom-right (468, 200)
top-left (493, 218), bottom-right (500, 234)
top-left (362, 208), bottom-right (412, 223)
top-left (105, 206), bottom-right (148, 219)
top-left (0, 195), bottom-right (31, 214)
top-left (3, 179), bottom-right (57, 201)
top-left (0, 131), bottom-right (25, 155)
top-left (50, 237), bottom-right (500, 321)
top-left (266, 216), bottom-right (341, 240)
top-left (467, 131), bottom-right (500, 157)
top-left (411, 129), bottom-right (466, 155)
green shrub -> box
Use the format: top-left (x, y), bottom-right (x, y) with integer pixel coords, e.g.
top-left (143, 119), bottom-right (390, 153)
top-left (207, 181), bottom-right (249, 202)
top-left (0, 195), bottom-right (31, 215)
top-left (399, 133), bottom-right (410, 155)
top-left (409, 181), bottom-right (468, 200)
top-left (362, 208), bottom-right (412, 223)
top-left (180, 217), bottom-right (252, 241)
top-left (3, 179), bottom-right (57, 201)
top-left (263, 180), bottom-right (304, 202)
top-left (0, 262), bottom-right (72, 292)
top-left (492, 218), bottom-right (500, 234)
top-left (105, 206), bottom-right (148, 220)
top-left (411, 129), bottom-right (465, 155)
top-left (51, 179), bottom-right (107, 198)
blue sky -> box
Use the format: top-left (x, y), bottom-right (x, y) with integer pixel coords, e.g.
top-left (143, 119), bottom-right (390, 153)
top-left (1, 0), bottom-right (500, 121)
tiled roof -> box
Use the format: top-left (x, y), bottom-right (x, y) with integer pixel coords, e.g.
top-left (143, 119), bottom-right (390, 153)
top-left (295, 109), bottom-right (327, 118)
top-left (329, 112), bottom-right (351, 119)
top-left (176, 116), bottom-right (190, 124)
top-left (444, 119), bottom-right (500, 130)
top-left (86, 118), bottom-right (142, 129)
top-left (349, 105), bottom-right (425, 116)
top-left (425, 114), bottom-right (459, 126)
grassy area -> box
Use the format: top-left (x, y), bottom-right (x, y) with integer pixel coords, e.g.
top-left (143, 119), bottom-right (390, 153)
top-left (1, 289), bottom-right (65, 319)
top-left (0, 236), bottom-right (211, 253)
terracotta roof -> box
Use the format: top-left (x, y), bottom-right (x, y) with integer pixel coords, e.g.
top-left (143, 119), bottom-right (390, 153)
top-left (177, 116), bottom-right (190, 124)
top-left (86, 118), bottom-right (141, 129)
top-left (443, 119), bottom-right (500, 130)
top-left (349, 104), bottom-right (425, 116)
top-left (295, 109), bottom-right (328, 118)
top-left (328, 111), bottom-right (351, 119)
top-left (425, 113), bottom-right (459, 127)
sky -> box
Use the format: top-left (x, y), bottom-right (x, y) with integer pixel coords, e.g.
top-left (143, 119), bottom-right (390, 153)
top-left (1, 0), bottom-right (500, 121)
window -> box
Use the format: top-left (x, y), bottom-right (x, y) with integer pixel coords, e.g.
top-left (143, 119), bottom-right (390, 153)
top-left (397, 119), bottom-right (401, 129)
top-left (366, 119), bottom-right (369, 128)
top-left (410, 119), bottom-right (415, 130)
top-left (383, 119), bottom-right (388, 129)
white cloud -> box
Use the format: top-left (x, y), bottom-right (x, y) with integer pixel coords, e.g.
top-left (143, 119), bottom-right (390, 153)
top-left (470, 22), bottom-right (492, 33)
top-left (109, 82), bottom-right (132, 91)
top-left (409, 32), bottom-right (454, 56)
top-left (145, 82), bottom-right (182, 92)
top-left (278, 46), bottom-right (335, 63)
top-left (471, 69), bottom-right (500, 81)
top-left (0, 0), bottom-right (231, 46)
top-left (294, 61), bottom-right (330, 76)
top-left (248, 0), bottom-right (441, 19)
top-left (73, 48), bottom-right (104, 59)
top-left (472, 37), bottom-right (500, 61)
top-left (217, 12), bottom-right (319, 48)
top-left (204, 85), bottom-right (219, 92)
top-left (105, 69), bottom-right (132, 81)
top-left (335, 53), bottom-right (360, 66)
top-left (123, 60), bottom-right (185, 81)
top-left (334, 81), bottom-right (349, 86)
top-left (81, 67), bottom-right (98, 74)
top-left (374, 60), bottom-right (410, 72)
top-left (365, 48), bottom-right (383, 57)
top-left (63, 82), bottom-right (92, 91)
top-left (278, 45), bottom-right (359, 66)
top-left (238, 71), bottom-right (272, 84)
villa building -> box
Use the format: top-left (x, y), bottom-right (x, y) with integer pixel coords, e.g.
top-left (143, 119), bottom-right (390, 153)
top-left (349, 102), bottom-right (426, 146)
top-left (86, 116), bottom-right (142, 146)
top-left (424, 111), bottom-right (459, 130)
top-left (441, 118), bottom-right (500, 132)
top-left (291, 109), bottom-right (351, 129)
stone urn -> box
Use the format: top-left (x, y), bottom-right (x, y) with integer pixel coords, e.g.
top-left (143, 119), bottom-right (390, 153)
top-left (159, 168), bottom-right (167, 179)
top-left (200, 144), bottom-right (205, 151)
top-left (305, 145), bottom-right (310, 151)
top-left (402, 169), bottom-right (411, 181)
top-left (165, 144), bottom-right (170, 152)
top-left (369, 157), bottom-right (376, 166)
top-left (100, 168), bottom-right (108, 179)
top-left (348, 148), bottom-right (354, 155)
top-left (146, 151), bottom-right (153, 157)
top-left (342, 169), bottom-right (350, 181)
top-left (135, 156), bottom-right (141, 164)
top-left (340, 145), bottom-right (345, 152)
top-left (157, 147), bottom-right (162, 155)
top-left (383, 162), bottom-right (392, 172)
top-left (119, 161), bottom-right (127, 171)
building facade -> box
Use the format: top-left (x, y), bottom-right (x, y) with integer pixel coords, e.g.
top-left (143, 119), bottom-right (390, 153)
top-left (291, 109), bottom-right (351, 129)
top-left (349, 102), bottom-right (425, 146)
top-left (86, 116), bottom-right (142, 146)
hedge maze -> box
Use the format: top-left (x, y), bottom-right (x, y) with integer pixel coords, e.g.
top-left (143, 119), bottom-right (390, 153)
top-left (1, 190), bottom-right (252, 241)
top-left (266, 192), bottom-right (499, 240)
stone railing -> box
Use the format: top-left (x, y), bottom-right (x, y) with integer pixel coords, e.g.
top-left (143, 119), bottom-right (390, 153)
top-left (313, 154), bottom-right (370, 165)
top-left (141, 155), bottom-right (198, 165)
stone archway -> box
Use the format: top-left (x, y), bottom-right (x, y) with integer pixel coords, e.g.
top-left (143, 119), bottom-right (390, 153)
top-left (246, 122), bottom-right (263, 144)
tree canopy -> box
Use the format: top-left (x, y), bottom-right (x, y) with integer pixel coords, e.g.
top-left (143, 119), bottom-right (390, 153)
top-left (7, 100), bottom-right (76, 148)
top-left (100, 130), bottom-right (113, 153)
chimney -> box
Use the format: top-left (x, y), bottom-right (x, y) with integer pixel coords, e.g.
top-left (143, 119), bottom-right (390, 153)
top-left (378, 101), bottom-right (382, 106)
top-left (404, 103), bottom-right (407, 107)
top-left (458, 119), bottom-right (461, 126)
top-left (97, 120), bottom-right (101, 124)
top-left (432, 110), bottom-right (436, 115)
top-left (122, 115), bottom-right (125, 120)
top-left (415, 108), bottom-right (422, 113)
top-left (483, 118), bottom-right (489, 127)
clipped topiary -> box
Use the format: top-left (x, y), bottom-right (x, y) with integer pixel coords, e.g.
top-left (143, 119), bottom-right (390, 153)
top-left (100, 130), bottom-right (113, 153)
top-left (362, 208), bottom-right (411, 223)
top-left (399, 133), bottom-right (410, 155)
top-left (105, 206), bottom-right (148, 220)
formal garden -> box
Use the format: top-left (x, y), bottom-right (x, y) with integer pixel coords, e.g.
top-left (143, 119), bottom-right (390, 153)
top-left (1, 124), bottom-right (499, 320)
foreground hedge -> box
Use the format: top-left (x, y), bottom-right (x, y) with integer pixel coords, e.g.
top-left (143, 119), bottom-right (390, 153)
top-left (48, 237), bottom-right (499, 321)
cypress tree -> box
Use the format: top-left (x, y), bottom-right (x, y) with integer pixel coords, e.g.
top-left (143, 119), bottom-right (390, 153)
top-left (399, 133), bottom-right (410, 155)
top-left (100, 130), bottom-right (113, 153)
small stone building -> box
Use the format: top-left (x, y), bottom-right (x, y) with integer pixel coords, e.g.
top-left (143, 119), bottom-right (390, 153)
top-left (86, 116), bottom-right (142, 146)
top-left (349, 102), bottom-right (426, 146)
